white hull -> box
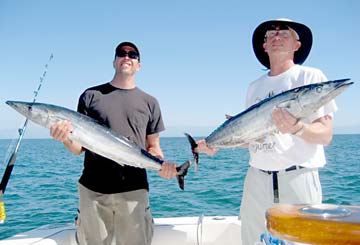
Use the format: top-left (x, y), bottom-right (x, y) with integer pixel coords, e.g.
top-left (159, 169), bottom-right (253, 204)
top-left (0, 216), bottom-right (242, 245)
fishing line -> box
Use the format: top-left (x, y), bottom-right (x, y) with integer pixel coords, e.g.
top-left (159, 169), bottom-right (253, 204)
top-left (0, 54), bottom-right (54, 224)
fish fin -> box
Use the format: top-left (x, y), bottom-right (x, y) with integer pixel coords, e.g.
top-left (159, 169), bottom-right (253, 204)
top-left (176, 160), bottom-right (191, 190)
top-left (184, 133), bottom-right (199, 170)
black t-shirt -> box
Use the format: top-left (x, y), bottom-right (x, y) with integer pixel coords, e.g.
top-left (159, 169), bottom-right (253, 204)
top-left (77, 83), bottom-right (165, 194)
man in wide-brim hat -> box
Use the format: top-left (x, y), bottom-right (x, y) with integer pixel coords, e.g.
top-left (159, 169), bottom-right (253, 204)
top-left (238, 18), bottom-right (338, 244)
top-left (188, 18), bottom-right (339, 244)
top-left (252, 18), bottom-right (312, 69)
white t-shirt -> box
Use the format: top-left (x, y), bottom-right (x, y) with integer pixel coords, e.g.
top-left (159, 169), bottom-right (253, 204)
top-left (246, 65), bottom-right (338, 171)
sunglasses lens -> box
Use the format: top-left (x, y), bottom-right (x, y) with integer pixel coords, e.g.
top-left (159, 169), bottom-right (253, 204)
top-left (116, 50), bottom-right (139, 60)
top-left (117, 50), bottom-right (127, 57)
top-left (128, 52), bottom-right (139, 59)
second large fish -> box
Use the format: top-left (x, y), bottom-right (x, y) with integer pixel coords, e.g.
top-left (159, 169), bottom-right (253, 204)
top-left (185, 78), bottom-right (353, 164)
top-left (6, 101), bottom-right (190, 190)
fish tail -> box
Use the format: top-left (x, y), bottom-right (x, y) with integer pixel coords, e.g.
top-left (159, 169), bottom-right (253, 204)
top-left (184, 133), bottom-right (199, 169)
top-left (176, 160), bottom-right (191, 190)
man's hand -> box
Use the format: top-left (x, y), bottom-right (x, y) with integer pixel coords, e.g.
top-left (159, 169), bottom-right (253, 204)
top-left (50, 120), bottom-right (83, 155)
top-left (158, 162), bottom-right (177, 179)
top-left (50, 120), bottom-right (73, 142)
top-left (194, 139), bottom-right (218, 155)
top-left (272, 108), bottom-right (302, 134)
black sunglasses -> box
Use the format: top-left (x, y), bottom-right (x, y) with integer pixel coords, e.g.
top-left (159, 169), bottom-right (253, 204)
top-left (116, 50), bottom-right (139, 60)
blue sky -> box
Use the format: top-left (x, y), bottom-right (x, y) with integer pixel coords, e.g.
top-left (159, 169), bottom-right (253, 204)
top-left (0, 0), bottom-right (359, 138)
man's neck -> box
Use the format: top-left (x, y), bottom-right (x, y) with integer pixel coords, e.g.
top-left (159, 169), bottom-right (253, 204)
top-left (269, 59), bottom-right (296, 76)
top-left (110, 74), bottom-right (136, 89)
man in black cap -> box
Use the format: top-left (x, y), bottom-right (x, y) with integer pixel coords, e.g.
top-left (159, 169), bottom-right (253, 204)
top-left (193, 19), bottom-right (338, 244)
top-left (50, 41), bottom-right (178, 244)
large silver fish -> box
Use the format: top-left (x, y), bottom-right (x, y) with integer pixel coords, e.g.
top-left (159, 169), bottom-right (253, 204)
top-left (185, 78), bottom-right (353, 165)
top-left (6, 101), bottom-right (190, 190)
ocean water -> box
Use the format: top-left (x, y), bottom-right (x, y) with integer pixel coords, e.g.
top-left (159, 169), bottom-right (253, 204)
top-left (0, 135), bottom-right (359, 239)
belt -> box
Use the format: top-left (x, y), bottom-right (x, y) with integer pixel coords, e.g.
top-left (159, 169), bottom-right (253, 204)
top-left (258, 165), bottom-right (304, 203)
top-left (259, 165), bottom-right (304, 175)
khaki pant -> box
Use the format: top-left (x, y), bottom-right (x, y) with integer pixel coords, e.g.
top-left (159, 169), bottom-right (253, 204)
top-left (240, 166), bottom-right (322, 245)
top-left (76, 184), bottom-right (153, 245)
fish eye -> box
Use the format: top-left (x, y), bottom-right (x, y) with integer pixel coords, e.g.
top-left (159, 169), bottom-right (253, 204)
top-left (316, 87), bottom-right (322, 93)
top-left (27, 106), bottom-right (33, 111)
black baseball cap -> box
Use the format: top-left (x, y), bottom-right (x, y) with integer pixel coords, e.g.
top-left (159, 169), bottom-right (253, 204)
top-left (115, 41), bottom-right (140, 62)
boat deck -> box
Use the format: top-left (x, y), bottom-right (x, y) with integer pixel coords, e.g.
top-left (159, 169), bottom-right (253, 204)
top-left (0, 216), bottom-right (242, 245)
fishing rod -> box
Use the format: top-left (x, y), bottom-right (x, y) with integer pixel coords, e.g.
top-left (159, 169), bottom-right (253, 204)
top-left (0, 54), bottom-right (54, 224)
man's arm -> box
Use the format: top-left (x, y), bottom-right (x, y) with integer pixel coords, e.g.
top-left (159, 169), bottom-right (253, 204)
top-left (146, 133), bottom-right (164, 159)
top-left (294, 115), bottom-right (333, 145)
top-left (146, 133), bottom-right (177, 179)
top-left (272, 108), bottom-right (333, 145)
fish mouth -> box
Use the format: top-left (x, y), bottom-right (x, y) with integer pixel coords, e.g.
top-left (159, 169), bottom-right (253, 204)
top-left (333, 78), bottom-right (353, 90)
top-left (6, 100), bottom-right (15, 106)
top-left (6, 100), bottom-right (20, 111)
top-left (319, 79), bottom-right (353, 106)
top-left (329, 79), bottom-right (354, 96)
top-left (6, 100), bottom-right (27, 110)
top-left (6, 101), bottom-right (34, 116)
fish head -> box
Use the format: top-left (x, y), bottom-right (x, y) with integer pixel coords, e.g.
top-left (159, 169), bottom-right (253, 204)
top-left (6, 101), bottom-right (55, 128)
top-left (295, 79), bottom-right (353, 114)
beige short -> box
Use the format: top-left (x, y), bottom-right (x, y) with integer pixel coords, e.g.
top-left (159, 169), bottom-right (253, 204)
top-left (76, 184), bottom-right (153, 245)
top-left (240, 166), bottom-right (322, 245)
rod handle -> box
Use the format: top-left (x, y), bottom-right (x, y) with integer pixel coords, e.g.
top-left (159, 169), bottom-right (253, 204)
top-left (0, 201), bottom-right (6, 224)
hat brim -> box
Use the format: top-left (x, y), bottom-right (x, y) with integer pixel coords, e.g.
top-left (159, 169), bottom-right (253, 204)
top-left (252, 19), bottom-right (312, 69)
